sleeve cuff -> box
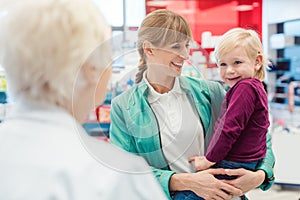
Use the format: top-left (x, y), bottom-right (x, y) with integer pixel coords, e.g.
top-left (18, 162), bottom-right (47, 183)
top-left (161, 171), bottom-right (176, 200)
top-left (257, 162), bottom-right (275, 190)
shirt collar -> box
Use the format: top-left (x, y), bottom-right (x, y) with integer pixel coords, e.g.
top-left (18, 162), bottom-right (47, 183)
top-left (142, 71), bottom-right (184, 104)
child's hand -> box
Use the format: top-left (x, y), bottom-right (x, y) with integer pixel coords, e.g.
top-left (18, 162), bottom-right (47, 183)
top-left (188, 156), bottom-right (216, 171)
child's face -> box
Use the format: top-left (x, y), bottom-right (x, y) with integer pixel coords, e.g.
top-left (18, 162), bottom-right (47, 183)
top-left (217, 46), bottom-right (260, 87)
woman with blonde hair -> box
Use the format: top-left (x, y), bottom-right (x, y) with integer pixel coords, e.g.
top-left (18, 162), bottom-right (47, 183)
top-left (110, 10), bottom-right (275, 200)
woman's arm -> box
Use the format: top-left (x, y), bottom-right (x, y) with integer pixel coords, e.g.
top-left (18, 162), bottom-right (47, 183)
top-left (170, 169), bottom-right (243, 200)
top-left (150, 166), bottom-right (176, 199)
top-left (222, 168), bottom-right (265, 194)
top-left (256, 133), bottom-right (275, 190)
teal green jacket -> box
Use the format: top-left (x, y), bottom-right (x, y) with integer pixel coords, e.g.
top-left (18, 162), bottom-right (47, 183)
top-left (109, 76), bottom-right (275, 199)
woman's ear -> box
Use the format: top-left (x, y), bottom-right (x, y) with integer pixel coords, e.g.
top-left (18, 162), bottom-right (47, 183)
top-left (95, 66), bottom-right (112, 105)
top-left (143, 41), bottom-right (153, 56)
top-left (72, 63), bottom-right (112, 122)
top-left (254, 54), bottom-right (263, 71)
top-left (80, 62), bottom-right (112, 105)
top-left (82, 62), bottom-right (99, 85)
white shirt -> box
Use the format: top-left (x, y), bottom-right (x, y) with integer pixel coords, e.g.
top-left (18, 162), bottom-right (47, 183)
top-left (145, 76), bottom-right (205, 173)
top-left (0, 100), bottom-right (167, 200)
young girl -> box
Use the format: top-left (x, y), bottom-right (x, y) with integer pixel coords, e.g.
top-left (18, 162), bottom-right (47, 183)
top-left (187, 28), bottom-right (270, 200)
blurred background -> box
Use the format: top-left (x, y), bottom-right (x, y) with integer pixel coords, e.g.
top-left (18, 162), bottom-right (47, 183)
top-left (0, 1), bottom-right (299, 198)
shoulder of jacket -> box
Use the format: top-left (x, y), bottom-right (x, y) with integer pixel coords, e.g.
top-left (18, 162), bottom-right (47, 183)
top-left (111, 83), bottom-right (145, 108)
top-left (181, 76), bottom-right (222, 93)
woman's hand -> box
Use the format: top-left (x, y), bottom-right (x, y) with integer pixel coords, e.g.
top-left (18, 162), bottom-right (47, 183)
top-left (170, 168), bottom-right (243, 200)
top-left (222, 168), bottom-right (265, 193)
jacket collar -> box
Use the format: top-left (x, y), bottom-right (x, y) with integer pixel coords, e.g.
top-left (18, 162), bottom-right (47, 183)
top-left (142, 73), bottom-right (185, 104)
top-left (179, 76), bottom-right (201, 105)
top-left (132, 76), bottom-right (202, 104)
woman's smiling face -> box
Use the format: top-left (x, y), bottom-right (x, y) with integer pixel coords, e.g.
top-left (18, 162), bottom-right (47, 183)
top-left (148, 40), bottom-right (190, 78)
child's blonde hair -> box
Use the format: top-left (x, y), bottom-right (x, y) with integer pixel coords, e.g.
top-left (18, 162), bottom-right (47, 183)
top-left (214, 28), bottom-right (267, 81)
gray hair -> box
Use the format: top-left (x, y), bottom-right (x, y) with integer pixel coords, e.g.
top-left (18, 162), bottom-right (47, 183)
top-left (0, 0), bottom-right (111, 107)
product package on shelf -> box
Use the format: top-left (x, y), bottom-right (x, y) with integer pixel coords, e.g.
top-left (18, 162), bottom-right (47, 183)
top-left (96, 104), bottom-right (111, 124)
top-left (0, 67), bottom-right (7, 104)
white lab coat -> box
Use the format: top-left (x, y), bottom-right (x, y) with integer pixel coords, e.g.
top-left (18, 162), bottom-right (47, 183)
top-left (0, 100), bottom-right (167, 200)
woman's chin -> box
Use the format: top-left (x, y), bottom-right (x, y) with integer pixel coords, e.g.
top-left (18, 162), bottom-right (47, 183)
top-left (170, 67), bottom-right (182, 76)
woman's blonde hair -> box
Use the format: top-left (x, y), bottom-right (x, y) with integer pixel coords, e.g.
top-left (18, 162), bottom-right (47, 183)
top-left (135, 9), bottom-right (192, 83)
top-left (214, 28), bottom-right (267, 81)
top-left (0, 0), bottom-right (111, 107)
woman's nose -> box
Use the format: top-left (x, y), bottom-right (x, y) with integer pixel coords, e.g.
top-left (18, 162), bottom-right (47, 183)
top-left (179, 47), bottom-right (190, 60)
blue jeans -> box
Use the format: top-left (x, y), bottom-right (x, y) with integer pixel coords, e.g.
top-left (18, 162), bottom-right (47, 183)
top-left (173, 160), bottom-right (259, 200)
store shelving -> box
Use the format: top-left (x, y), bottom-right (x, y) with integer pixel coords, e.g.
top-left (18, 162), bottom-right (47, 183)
top-left (267, 19), bottom-right (300, 106)
top-left (267, 19), bottom-right (300, 186)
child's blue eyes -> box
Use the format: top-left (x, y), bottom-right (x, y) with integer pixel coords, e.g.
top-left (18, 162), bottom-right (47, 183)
top-left (219, 61), bottom-right (242, 67)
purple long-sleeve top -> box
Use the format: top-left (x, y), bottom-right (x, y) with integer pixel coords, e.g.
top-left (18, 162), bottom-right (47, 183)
top-left (206, 78), bottom-right (269, 163)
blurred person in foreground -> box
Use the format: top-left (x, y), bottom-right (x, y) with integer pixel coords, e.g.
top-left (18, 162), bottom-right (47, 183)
top-left (0, 0), bottom-right (167, 199)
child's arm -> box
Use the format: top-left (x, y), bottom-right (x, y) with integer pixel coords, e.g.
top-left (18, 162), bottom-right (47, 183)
top-left (189, 156), bottom-right (216, 171)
